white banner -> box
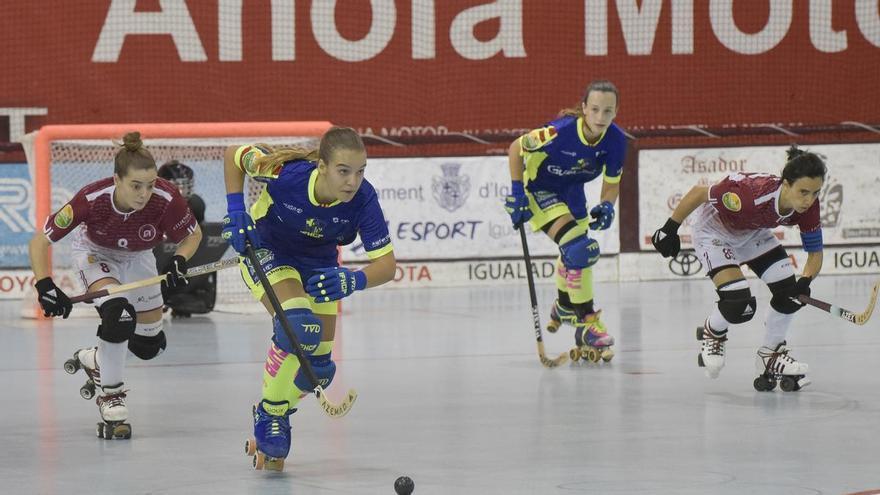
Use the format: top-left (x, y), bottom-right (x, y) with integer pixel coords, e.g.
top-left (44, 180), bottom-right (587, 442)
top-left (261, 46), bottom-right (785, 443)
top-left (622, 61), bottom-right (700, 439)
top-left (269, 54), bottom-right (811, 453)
top-left (341, 156), bottom-right (620, 262)
top-left (639, 143), bottom-right (880, 250)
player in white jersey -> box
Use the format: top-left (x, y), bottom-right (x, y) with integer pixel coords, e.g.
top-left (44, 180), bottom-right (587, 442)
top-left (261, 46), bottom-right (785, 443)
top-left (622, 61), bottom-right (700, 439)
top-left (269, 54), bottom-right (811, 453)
top-left (651, 147), bottom-right (826, 391)
top-left (29, 132), bottom-right (202, 438)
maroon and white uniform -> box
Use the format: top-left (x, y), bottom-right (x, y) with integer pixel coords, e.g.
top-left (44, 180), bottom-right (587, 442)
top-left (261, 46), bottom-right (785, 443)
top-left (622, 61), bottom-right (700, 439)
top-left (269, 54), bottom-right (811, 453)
top-left (691, 172), bottom-right (821, 273)
top-left (43, 177), bottom-right (197, 311)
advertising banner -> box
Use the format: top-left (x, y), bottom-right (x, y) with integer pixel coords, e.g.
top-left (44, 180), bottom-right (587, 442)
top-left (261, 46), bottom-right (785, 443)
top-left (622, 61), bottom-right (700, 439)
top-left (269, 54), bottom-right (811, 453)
top-left (0, 163), bottom-right (34, 267)
top-left (639, 143), bottom-right (880, 251)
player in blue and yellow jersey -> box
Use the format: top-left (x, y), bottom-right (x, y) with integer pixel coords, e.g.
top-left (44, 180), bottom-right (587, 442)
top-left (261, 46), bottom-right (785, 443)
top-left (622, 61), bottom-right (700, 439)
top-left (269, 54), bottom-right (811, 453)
top-left (505, 80), bottom-right (627, 363)
top-left (222, 127), bottom-right (396, 466)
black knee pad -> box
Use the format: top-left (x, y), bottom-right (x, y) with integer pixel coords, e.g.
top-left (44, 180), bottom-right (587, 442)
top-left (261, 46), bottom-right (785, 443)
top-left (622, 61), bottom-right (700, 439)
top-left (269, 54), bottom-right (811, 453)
top-left (746, 246), bottom-right (788, 278)
top-left (96, 297), bottom-right (137, 343)
top-left (717, 287), bottom-right (757, 324)
top-left (768, 276), bottom-right (802, 314)
top-left (128, 331), bottom-right (167, 360)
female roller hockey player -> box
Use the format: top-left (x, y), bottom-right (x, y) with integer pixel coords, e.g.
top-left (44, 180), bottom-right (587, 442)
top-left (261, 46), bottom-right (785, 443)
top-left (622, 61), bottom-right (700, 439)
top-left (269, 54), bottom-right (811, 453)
top-left (29, 132), bottom-right (202, 438)
top-left (651, 146), bottom-right (826, 392)
top-left (504, 80), bottom-right (626, 362)
top-left (222, 126), bottom-right (395, 469)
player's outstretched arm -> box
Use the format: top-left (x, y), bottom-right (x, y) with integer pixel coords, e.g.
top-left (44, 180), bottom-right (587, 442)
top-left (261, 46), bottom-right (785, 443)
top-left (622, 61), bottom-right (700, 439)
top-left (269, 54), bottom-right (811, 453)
top-left (670, 185), bottom-right (709, 224)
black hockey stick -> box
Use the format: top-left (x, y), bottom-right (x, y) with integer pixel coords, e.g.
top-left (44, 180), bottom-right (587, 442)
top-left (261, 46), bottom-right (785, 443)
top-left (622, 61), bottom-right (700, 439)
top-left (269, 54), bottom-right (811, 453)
top-left (518, 225), bottom-right (568, 368)
top-left (244, 244), bottom-right (357, 418)
top-left (798, 280), bottom-right (879, 326)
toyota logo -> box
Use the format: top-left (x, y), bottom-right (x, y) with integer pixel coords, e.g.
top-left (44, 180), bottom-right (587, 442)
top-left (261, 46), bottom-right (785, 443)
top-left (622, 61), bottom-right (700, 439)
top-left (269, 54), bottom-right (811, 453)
top-left (669, 252), bottom-right (703, 276)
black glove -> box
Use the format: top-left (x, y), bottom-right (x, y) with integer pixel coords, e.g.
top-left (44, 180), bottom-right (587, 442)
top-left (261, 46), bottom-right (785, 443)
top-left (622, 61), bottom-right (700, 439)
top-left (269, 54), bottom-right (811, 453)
top-left (35, 277), bottom-right (72, 318)
top-left (651, 218), bottom-right (681, 258)
top-left (790, 276), bottom-right (812, 306)
top-left (163, 255), bottom-right (189, 289)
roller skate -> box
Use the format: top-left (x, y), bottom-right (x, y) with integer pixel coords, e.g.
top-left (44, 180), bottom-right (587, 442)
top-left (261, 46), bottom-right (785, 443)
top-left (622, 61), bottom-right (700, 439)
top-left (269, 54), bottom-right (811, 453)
top-left (753, 341), bottom-right (810, 392)
top-left (95, 383), bottom-right (131, 439)
top-left (570, 311), bottom-right (614, 363)
top-left (244, 400), bottom-right (295, 471)
top-left (63, 347), bottom-right (101, 400)
top-left (546, 300), bottom-right (577, 333)
top-left (696, 321), bottom-right (727, 379)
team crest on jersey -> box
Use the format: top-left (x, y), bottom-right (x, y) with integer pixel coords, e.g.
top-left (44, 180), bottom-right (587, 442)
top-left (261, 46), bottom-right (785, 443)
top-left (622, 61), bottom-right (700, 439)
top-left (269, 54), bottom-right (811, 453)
top-left (138, 224), bottom-right (157, 241)
top-left (722, 192), bottom-right (741, 212)
top-left (54, 204), bottom-right (74, 229)
top-left (432, 163), bottom-right (470, 212)
top-left (521, 126), bottom-right (558, 152)
top-left (300, 218), bottom-right (326, 239)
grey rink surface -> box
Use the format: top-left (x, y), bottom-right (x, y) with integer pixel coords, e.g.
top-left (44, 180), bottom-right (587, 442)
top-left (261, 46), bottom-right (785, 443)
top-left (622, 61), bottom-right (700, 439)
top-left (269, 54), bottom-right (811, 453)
top-left (1, 275), bottom-right (879, 495)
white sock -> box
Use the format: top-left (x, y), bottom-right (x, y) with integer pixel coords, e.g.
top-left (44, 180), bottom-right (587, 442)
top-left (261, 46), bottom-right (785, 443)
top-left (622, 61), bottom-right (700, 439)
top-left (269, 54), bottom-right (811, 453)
top-left (97, 340), bottom-right (127, 387)
top-left (763, 307), bottom-right (794, 348)
top-left (707, 306), bottom-right (730, 334)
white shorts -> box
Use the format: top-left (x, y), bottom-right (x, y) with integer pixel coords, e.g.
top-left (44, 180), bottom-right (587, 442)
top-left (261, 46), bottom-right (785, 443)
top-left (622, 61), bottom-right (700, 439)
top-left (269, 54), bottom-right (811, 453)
top-left (70, 230), bottom-right (163, 313)
top-left (691, 204), bottom-right (781, 275)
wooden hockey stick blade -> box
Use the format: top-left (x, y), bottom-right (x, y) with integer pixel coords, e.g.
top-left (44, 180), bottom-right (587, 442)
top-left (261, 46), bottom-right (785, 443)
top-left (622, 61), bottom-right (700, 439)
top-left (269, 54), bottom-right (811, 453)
top-left (70, 257), bottom-right (240, 303)
top-left (537, 341), bottom-right (568, 368)
top-left (316, 386), bottom-right (358, 418)
top-left (798, 280), bottom-right (879, 326)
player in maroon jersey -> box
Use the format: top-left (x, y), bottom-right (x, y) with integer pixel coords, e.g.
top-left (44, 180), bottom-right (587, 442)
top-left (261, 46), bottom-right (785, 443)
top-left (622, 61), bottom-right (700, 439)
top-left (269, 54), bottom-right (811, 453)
top-left (28, 132), bottom-right (202, 437)
top-left (651, 146), bottom-right (826, 392)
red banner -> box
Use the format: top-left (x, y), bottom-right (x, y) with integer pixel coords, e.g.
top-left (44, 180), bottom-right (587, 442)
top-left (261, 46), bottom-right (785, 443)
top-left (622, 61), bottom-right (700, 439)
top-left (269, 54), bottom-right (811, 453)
top-left (2, 1), bottom-right (878, 138)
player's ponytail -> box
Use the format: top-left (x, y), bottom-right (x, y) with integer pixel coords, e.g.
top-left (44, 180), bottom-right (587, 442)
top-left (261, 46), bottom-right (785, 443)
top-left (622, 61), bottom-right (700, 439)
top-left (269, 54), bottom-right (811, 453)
top-left (559, 80), bottom-right (620, 118)
top-left (782, 145), bottom-right (827, 184)
top-left (114, 131), bottom-right (156, 177)
top-left (252, 144), bottom-right (319, 173)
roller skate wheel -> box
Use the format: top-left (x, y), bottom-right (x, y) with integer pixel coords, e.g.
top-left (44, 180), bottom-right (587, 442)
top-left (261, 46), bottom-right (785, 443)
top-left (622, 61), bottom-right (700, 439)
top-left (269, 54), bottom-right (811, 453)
top-left (253, 452), bottom-right (265, 470)
top-left (265, 458), bottom-right (285, 471)
top-left (753, 375), bottom-right (777, 392)
top-left (63, 359), bottom-right (79, 374)
top-left (114, 423), bottom-right (132, 439)
top-left (697, 353), bottom-right (705, 368)
top-left (585, 347), bottom-right (601, 363)
top-left (245, 438), bottom-right (256, 456)
top-left (601, 349), bottom-right (615, 362)
top-left (80, 382), bottom-right (96, 400)
top-left (780, 376), bottom-right (799, 392)
top-left (547, 320), bottom-right (560, 334)
top-left (569, 348), bottom-right (581, 361)
top-left (696, 327), bottom-right (704, 340)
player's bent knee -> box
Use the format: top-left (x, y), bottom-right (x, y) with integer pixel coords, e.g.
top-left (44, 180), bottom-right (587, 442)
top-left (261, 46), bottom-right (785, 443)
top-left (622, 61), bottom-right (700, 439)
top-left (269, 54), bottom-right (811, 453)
top-left (717, 287), bottom-right (757, 324)
top-left (128, 331), bottom-right (167, 360)
top-left (559, 235), bottom-right (600, 270)
top-left (294, 353), bottom-right (336, 391)
top-left (96, 297), bottom-right (136, 343)
top-left (273, 308), bottom-right (322, 355)
top-left (768, 276), bottom-right (803, 314)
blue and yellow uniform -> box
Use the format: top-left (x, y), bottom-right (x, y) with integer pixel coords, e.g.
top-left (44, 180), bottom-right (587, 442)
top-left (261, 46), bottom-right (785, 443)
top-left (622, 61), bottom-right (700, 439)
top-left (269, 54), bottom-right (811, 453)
top-left (519, 115), bottom-right (626, 229)
top-left (233, 145), bottom-right (393, 316)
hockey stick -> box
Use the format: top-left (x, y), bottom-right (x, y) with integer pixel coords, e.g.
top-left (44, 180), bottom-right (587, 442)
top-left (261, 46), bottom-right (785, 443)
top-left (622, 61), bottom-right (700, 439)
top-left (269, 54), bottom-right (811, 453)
top-left (518, 226), bottom-right (568, 368)
top-left (70, 257), bottom-right (240, 304)
top-left (244, 244), bottom-right (356, 418)
top-left (798, 280), bottom-right (879, 326)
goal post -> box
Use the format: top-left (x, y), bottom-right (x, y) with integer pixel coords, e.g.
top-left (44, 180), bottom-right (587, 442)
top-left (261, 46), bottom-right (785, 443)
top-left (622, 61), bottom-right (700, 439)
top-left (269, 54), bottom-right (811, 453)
top-left (22, 121), bottom-right (333, 317)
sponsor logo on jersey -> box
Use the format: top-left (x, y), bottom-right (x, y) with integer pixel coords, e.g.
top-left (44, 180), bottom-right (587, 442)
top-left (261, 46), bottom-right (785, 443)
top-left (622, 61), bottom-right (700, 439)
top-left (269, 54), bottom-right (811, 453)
top-left (300, 217), bottom-right (326, 239)
top-left (54, 204), bottom-right (74, 229)
top-left (722, 192), bottom-right (741, 212)
top-left (139, 224), bottom-right (157, 241)
top-left (432, 162), bottom-right (470, 212)
top-left (560, 150), bottom-right (577, 157)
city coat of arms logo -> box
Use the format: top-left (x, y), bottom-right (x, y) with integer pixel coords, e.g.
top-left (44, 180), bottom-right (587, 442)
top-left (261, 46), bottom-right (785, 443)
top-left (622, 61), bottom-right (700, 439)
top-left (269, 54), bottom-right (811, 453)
top-left (432, 163), bottom-right (470, 212)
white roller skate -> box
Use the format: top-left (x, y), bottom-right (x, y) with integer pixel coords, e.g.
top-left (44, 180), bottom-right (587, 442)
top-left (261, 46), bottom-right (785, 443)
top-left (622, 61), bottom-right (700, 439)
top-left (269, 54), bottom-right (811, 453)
top-left (95, 383), bottom-right (131, 439)
top-left (697, 322), bottom-right (727, 379)
top-left (570, 311), bottom-right (614, 363)
top-left (753, 342), bottom-right (810, 392)
top-left (63, 347), bottom-right (101, 399)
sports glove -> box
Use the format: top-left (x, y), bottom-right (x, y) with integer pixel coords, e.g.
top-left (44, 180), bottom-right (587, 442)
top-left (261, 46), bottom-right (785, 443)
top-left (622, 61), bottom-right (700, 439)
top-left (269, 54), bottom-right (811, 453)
top-left (305, 267), bottom-right (367, 303)
top-left (35, 277), bottom-right (72, 318)
top-left (589, 201), bottom-right (615, 230)
top-left (651, 218), bottom-right (681, 258)
top-left (504, 181), bottom-right (532, 228)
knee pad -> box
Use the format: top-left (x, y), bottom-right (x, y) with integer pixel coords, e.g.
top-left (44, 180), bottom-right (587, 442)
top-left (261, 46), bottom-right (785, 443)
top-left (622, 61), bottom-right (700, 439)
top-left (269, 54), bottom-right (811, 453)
top-left (559, 234), bottom-right (600, 269)
top-left (273, 308), bottom-right (322, 356)
top-left (96, 297), bottom-right (136, 343)
top-left (294, 353), bottom-right (336, 391)
top-left (768, 276), bottom-right (803, 314)
top-left (128, 331), bottom-right (167, 360)
top-left (716, 283), bottom-right (756, 324)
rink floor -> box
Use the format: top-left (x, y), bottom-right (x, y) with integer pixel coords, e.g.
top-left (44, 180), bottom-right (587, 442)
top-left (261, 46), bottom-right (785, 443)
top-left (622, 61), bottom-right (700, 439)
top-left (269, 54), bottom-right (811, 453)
top-left (1, 275), bottom-right (879, 495)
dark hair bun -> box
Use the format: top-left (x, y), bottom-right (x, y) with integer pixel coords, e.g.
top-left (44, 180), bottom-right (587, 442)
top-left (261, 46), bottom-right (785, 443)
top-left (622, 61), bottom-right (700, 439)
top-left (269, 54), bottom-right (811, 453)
top-left (122, 132), bottom-right (143, 152)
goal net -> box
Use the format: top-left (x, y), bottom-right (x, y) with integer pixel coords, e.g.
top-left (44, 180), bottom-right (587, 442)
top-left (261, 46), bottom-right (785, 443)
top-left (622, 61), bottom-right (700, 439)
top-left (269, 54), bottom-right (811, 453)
top-left (21, 122), bottom-right (331, 317)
